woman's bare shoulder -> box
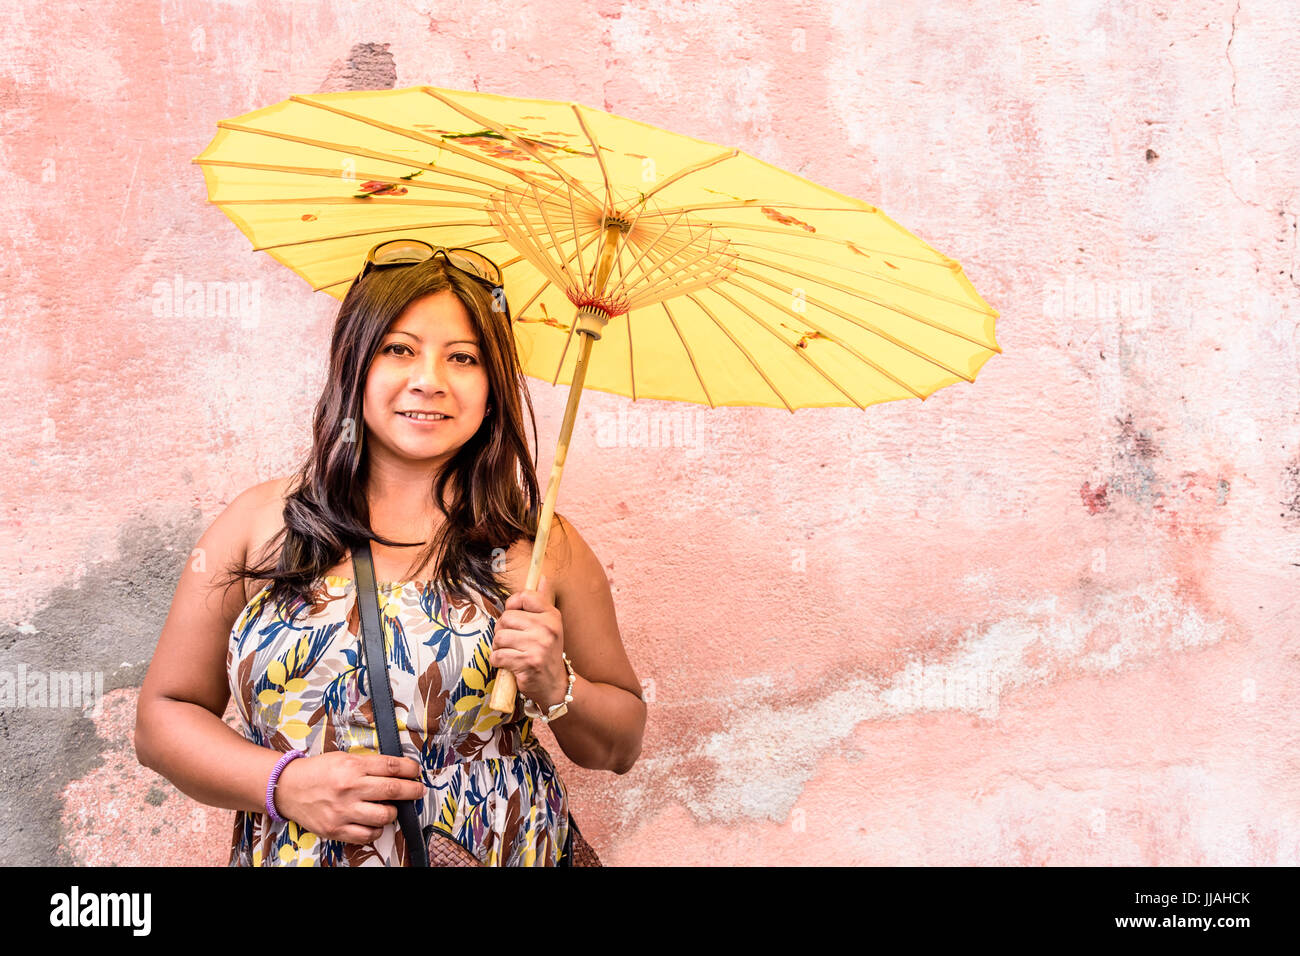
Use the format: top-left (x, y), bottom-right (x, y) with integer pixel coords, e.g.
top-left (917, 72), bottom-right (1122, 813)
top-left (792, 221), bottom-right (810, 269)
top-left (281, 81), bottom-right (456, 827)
top-left (496, 510), bottom-right (586, 598)
top-left (237, 474), bottom-right (297, 600)
top-left (243, 473), bottom-right (294, 535)
top-left (545, 511), bottom-right (609, 604)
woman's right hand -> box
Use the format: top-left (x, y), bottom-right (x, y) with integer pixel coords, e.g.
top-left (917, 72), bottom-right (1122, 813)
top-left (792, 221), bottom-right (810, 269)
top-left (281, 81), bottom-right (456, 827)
top-left (273, 752), bottom-right (426, 844)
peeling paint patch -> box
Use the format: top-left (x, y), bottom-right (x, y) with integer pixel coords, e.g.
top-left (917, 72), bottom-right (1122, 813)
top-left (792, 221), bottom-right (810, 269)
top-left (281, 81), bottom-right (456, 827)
top-left (625, 579), bottom-right (1233, 826)
top-left (1216, 478), bottom-right (1230, 506)
top-left (1149, 468), bottom-right (1238, 540)
top-left (316, 42), bottom-right (397, 93)
top-left (60, 689), bottom-right (231, 866)
top-left (1107, 412), bottom-right (1165, 508)
top-left (1280, 455), bottom-right (1300, 524)
top-left (1080, 480), bottom-right (1110, 514)
top-left (1, 513), bottom-right (211, 864)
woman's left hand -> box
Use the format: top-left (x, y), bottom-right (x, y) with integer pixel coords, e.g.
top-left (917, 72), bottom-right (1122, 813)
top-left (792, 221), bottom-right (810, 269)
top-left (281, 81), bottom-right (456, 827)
top-left (489, 575), bottom-right (568, 709)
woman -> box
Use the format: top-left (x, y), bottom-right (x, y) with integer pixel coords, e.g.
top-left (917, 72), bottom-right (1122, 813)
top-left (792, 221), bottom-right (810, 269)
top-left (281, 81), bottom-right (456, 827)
top-left (134, 240), bottom-right (646, 866)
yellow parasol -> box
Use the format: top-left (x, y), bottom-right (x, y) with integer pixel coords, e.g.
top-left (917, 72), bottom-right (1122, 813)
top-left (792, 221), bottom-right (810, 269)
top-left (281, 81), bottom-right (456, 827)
top-left (193, 85), bottom-right (1001, 713)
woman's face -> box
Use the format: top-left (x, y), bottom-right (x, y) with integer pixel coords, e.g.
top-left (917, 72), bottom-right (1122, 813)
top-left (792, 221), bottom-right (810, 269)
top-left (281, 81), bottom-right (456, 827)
top-left (362, 289), bottom-right (491, 477)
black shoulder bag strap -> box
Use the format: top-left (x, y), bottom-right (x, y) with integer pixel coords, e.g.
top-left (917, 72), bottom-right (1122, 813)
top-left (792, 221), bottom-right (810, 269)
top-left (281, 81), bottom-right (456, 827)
top-left (352, 537), bottom-right (429, 867)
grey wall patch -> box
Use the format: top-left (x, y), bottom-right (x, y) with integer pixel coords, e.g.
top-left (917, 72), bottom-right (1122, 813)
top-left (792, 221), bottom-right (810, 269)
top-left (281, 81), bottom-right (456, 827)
top-left (317, 42), bottom-right (397, 93)
top-left (0, 511), bottom-right (203, 865)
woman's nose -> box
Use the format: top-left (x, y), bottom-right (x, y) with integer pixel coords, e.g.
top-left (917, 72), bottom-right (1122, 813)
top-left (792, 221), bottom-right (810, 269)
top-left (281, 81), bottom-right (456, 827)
top-left (409, 356), bottom-right (448, 391)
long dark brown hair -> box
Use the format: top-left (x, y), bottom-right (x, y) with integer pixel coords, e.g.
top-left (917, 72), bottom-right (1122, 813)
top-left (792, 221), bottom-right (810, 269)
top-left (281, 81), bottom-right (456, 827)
top-left (219, 253), bottom-right (544, 616)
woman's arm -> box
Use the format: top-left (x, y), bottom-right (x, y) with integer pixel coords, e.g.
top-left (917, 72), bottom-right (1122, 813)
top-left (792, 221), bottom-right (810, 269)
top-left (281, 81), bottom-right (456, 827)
top-left (537, 516), bottom-right (646, 775)
top-left (134, 481), bottom-right (289, 814)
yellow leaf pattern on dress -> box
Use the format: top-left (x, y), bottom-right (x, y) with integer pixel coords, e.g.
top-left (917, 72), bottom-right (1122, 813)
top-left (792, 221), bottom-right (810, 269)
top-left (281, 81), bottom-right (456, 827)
top-left (439, 792), bottom-right (456, 829)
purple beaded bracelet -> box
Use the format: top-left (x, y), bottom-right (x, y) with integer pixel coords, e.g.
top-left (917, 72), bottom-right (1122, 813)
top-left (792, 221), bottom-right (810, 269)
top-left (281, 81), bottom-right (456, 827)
top-left (265, 749), bottom-right (307, 824)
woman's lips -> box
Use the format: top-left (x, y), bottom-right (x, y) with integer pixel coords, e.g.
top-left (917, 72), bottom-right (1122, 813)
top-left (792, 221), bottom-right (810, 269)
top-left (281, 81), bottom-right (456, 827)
top-left (397, 411), bottom-right (452, 425)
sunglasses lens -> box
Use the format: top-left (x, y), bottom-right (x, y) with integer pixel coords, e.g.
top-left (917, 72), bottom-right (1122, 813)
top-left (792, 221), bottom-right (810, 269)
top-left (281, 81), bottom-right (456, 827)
top-left (371, 239), bottom-right (435, 267)
top-left (447, 250), bottom-right (501, 286)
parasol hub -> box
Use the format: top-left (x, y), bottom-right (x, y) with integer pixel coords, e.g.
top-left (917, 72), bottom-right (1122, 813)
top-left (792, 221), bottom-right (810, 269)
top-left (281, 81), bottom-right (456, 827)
top-left (600, 212), bottom-right (634, 233)
top-left (571, 302), bottom-right (616, 339)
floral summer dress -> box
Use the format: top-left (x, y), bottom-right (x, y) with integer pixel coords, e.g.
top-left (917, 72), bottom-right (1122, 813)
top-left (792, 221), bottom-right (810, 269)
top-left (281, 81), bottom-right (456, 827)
top-left (226, 574), bottom-right (571, 866)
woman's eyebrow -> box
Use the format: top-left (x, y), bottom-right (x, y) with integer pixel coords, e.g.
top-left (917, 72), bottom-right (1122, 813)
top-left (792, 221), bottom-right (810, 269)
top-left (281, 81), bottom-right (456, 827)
top-left (387, 331), bottom-right (480, 346)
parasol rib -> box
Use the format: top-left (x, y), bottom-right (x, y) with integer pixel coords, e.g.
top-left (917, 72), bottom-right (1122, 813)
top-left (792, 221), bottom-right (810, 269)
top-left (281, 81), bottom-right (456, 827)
top-left (615, 222), bottom-right (724, 296)
top-left (626, 295), bottom-right (636, 401)
top-left (420, 88), bottom-right (605, 211)
top-left (728, 272), bottom-right (974, 384)
top-left (286, 94), bottom-right (565, 192)
top-left (193, 159), bottom-right (492, 201)
top-left (679, 218), bottom-right (952, 265)
top-left (525, 181), bottom-right (581, 289)
top-left (640, 148), bottom-right (741, 204)
top-left (729, 240), bottom-right (999, 319)
top-left (719, 278), bottom-right (928, 400)
top-left (686, 292), bottom-right (795, 411)
top-left (659, 299), bottom-right (716, 408)
top-left (513, 275), bottom-right (556, 319)
top-left (213, 197), bottom-right (485, 210)
top-left (619, 240), bottom-right (730, 302)
top-left (619, 188), bottom-right (655, 245)
top-left (496, 191), bottom-right (577, 290)
top-left (565, 181), bottom-right (588, 283)
top-left (213, 119), bottom-right (507, 194)
top-left (706, 286), bottom-right (866, 408)
top-left (570, 104), bottom-right (613, 218)
top-left (550, 315), bottom-right (582, 388)
top-left (734, 258), bottom-right (1001, 353)
top-left (639, 199), bottom-right (873, 219)
top-left (616, 210), bottom-right (690, 288)
top-left (497, 192), bottom-right (608, 297)
top-left (623, 272), bottom-right (738, 312)
top-left (506, 238), bottom-right (615, 328)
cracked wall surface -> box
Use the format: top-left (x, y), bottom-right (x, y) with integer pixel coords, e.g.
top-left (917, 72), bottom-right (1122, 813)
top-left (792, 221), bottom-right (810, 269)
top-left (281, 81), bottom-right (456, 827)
top-left (2, 0), bottom-right (1298, 865)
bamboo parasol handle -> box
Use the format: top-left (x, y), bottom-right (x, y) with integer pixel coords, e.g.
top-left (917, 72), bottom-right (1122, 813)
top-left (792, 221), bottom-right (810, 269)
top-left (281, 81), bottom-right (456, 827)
top-left (490, 221), bottom-right (622, 714)
top-left (487, 327), bottom-right (598, 714)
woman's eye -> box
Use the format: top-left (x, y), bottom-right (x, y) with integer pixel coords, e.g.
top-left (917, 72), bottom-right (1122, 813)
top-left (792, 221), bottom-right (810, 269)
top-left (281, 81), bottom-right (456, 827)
top-left (381, 344), bottom-right (476, 364)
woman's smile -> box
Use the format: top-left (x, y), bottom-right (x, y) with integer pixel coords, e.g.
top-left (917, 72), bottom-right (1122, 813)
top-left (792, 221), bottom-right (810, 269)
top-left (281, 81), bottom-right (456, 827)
top-left (397, 411), bottom-right (453, 424)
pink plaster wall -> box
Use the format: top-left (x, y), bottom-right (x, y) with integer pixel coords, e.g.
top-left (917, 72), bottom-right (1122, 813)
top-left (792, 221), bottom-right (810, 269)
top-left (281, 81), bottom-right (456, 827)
top-left (3, 0), bottom-right (1297, 865)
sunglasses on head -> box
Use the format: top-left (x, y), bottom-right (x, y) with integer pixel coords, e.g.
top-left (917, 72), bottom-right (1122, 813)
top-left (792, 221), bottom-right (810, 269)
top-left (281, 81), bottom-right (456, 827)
top-left (354, 239), bottom-right (510, 318)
